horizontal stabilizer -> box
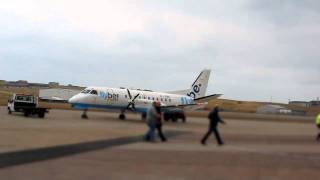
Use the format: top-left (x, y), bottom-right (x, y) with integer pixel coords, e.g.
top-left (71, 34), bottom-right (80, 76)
top-left (194, 94), bottom-right (222, 103)
top-left (161, 103), bottom-right (200, 109)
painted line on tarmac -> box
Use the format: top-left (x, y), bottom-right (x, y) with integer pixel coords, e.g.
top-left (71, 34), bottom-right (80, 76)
top-left (226, 145), bottom-right (320, 160)
top-left (0, 130), bottom-right (186, 169)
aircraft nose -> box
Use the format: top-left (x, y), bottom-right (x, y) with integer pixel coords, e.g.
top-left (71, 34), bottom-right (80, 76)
top-left (68, 95), bottom-right (78, 104)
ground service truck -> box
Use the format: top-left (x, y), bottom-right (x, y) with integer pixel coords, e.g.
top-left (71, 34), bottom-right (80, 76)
top-left (7, 94), bottom-right (49, 118)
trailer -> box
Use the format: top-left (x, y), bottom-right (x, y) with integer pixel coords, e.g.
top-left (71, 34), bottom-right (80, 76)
top-left (7, 94), bottom-right (49, 118)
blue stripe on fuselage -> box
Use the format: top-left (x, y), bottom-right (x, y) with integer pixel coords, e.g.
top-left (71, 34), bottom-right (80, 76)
top-left (71, 103), bottom-right (148, 113)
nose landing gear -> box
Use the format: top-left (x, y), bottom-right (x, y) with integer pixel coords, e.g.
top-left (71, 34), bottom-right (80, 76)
top-left (81, 110), bottom-right (88, 119)
top-left (119, 110), bottom-right (126, 120)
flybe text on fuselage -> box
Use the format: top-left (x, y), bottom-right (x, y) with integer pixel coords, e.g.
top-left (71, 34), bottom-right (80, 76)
top-left (99, 91), bottom-right (119, 102)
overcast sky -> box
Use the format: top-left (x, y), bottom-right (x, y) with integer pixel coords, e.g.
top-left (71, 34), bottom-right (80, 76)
top-left (0, 0), bottom-right (319, 103)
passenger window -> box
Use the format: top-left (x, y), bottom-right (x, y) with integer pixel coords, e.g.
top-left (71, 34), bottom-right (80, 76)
top-left (148, 97), bottom-right (150, 100)
top-left (161, 98), bottom-right (163, 101)
top-left (152, 97), bottom-right (155, 100)
top-left (165, 99), bottom-right (167, 102)
top-left (169, 99), bottom-right (171, 102)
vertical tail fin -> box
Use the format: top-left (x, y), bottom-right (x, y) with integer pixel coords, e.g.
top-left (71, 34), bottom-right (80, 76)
top-left (187, 69), bottom-right (211, 99)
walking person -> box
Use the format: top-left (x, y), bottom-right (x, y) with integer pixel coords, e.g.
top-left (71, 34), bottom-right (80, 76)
top-left (201, 106), bottom-right (226, 146)
top-left (316, 113), bottom-right (320, 142)
top-left (144, 102), bottom-right (159, 142)
top-left (154, 101), bottom-right (167, 142)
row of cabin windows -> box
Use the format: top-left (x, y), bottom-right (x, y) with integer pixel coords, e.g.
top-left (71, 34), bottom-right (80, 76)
top-left (85, 90), bottom-right (170, 103)
top-left (124, 95), bottom-right (171, 102)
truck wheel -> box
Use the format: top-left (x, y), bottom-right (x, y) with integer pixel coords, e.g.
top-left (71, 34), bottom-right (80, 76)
top-left (24, 111), bottom-right (29, 117)
top-left (38, 111), bottom-right (45, 118)
top-left (172, 117), bottom-right (177, 123)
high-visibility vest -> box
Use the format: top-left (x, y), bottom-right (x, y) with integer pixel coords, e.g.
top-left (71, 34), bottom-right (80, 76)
top-left (316, 114), bottom-right (320, 125)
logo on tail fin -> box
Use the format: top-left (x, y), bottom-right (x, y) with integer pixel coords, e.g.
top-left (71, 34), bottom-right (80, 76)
top-left (187, 69), bottom-right (211, 99)
top-left (187, 83), bottom-right (201, 99)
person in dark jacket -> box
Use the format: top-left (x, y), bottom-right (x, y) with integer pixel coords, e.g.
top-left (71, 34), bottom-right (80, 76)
top-left (144, 102), bottom-right (159, 142)
top-left (201, 106), bottom-right (225, 146)
top-left (155, 101), bottom-right (167, 142)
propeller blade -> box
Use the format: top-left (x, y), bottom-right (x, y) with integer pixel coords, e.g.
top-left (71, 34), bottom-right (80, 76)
top-left (126, 102), bottom-right (132, 109)
top-left (133, 93), bottom-right (140, 101)
top-left (126, 90), bottom-right (139, 111)
top-left (127, 89), bottom-right (132, 99)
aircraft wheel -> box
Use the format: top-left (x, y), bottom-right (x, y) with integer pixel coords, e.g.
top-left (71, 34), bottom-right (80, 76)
top-left (81, 110), bottom-right (88, 119)
top-left (119, 114), bottom-right (126, 120)
top-left (141, 113), bottom-right (146, 120)
top-left (81, 113), bottom-right (88, 119)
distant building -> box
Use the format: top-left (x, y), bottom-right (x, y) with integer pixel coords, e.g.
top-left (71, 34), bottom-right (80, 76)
top-left (257, 104), bottom-right (292, 115)
top-left (5, 80), bottom-right (29, 87)
top-left (1, 80), bottom-right (84, 90)
top-left (289, 99), bottom-right (320, 107)
top-left (310, 100), bottom-right (320, 106)
top-left (48, 82), bottom-right (60, 88)
top-left (29, 83), bottom-right (49, 88)
top-left (60, 84), bottom-right (84, 90)
top-left (289, 101), bottom-right (311, 108)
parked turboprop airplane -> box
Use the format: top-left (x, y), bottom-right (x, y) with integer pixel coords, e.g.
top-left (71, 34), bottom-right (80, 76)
top-left (68, 69), bottom-right (221, 119)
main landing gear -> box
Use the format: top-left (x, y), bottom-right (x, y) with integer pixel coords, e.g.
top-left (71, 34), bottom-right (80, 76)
top-left (81, 109), bottom-right (88, 119)
top-left (141, 113), bottom-right (146, 120)
top-left (119, 110), bottom-right (126, 120)
top-left (119, 114), bottom-right (126, 120)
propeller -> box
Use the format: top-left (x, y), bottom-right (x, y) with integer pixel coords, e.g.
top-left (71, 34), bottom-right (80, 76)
top-left (126, 89), bottom-right (140, 110)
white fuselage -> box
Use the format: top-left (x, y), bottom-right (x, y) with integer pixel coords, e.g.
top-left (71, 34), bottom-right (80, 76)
top-left (68, 87), bottom-right (194, 112)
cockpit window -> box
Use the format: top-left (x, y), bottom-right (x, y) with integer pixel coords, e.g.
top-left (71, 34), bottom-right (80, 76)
top-left (90, 90), bottom-right (98, 95)
top-left (81, 89), bottom-right (91, 94)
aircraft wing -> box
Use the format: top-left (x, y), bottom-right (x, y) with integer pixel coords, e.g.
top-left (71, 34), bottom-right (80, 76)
top-left (193, 94), bottom-right (222, 103)
top-left (39, 96), bottom-right (69, 103)
top-left (160, 102), bottom-right (210, 111)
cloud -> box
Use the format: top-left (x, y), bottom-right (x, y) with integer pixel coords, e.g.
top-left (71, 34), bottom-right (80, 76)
top-left (0, 0), bottom-right (319, 102)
